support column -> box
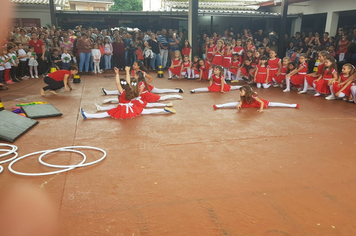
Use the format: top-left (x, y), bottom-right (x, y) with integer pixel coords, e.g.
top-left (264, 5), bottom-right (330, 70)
top-left (325, 11), bottom-right (339, 37)
top-left (278, 0), bottom-right (289, 58)
top-left (210, 16), bottom-right (213, 35)
top-left (290, 14), bottom-right (302, 37)
top-left (188, 0), bottom-right (198, 58)
top-left (49, 0), bottom-right (57, 27)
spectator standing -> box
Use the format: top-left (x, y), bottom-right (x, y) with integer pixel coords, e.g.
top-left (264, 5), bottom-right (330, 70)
top-left (76, 33), bottom-right (92, 73)
top-left (168, 33), bottom-right (181, 63)
top-left (16, 29), bottom-right (31, 51)
top-left (112, 36), bottom-right (125, 70)
top-left (28, 32), bottom-right (46, 75)
top-left (145, 33), bottom-right (161, 70)
top-left (158, 29), bottom-right (169, 69)
top-left (103, 37), bottom-right (113, 70)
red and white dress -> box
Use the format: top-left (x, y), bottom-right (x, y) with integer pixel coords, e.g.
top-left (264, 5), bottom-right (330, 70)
top-left (206, 45), bottom-right (215, 62)
top-left (305, 62), bottom-right (325, 86)
top-left (181, 61), bottom-right (191, 73)
top-left (268, 58), bottom-right (281, 82)
top-left (192, 62), bottom-right (200, 76)
top-left (107, 91), bottom-right (144, 119)
top-left (229, 60), bottom-right (241, 75)
top-left (132, 69), bottom-right (154, 90)
top-left (247, 45), bottom-right (256, 52)
top-left (290, 62), bottom-right (307, 85)
top-left (139, 81), bottom-right (161, 102)
top-left (241, 94), bottom-right (269, 108)
top-left (275, 66), bottom-right (287, 84)
top-left (199, 65), bottom-right (209, 80)
top-left (169, 59), bottom-right (182, 76)
top-left (182, 46), bottom-right (191, 56)
top-left (313, 68), bottom-right (337, 94)
top-left (332, 74), bottom-right (352, 96)
top-left (255, 65), bottom-right (269, 83)
top-left (212, 48), bottom-right (224, 66)
top-left (240, 65), bottom-right (251, 77)
top-left (233, 46), bottom-right (244, 55)
top-left (208, 75), bottom-right (231, 92)
top-left (222, 51), bottom-right (232, 68)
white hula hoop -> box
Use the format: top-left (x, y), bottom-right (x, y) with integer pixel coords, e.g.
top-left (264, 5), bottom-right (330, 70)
top-left (38, 146), bottom-right (106, 168)
top-left (0, 165), bottom-right (3, 173)
top-left (0, 144), bottom-right (19, 174)
top-left (8, 149), bottom-right (87, 176)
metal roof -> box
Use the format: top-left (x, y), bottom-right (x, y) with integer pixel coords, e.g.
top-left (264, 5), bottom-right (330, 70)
top-left (69, 0), bottom-right (113, 3)
top-left (11, 0), bottom-right (68, 5)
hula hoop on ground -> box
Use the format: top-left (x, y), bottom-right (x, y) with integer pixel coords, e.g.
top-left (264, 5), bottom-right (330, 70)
top-left (0, 144), bottom-right (19, 174)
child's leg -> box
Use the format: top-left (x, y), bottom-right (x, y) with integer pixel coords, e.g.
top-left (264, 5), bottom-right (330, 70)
top-left (10, 67), bottom-right (16, 81)
top-left (194, 74), bottom-right (200, 79)
top-left (158, 95), bottom-right (182, 100)
top-left (268, 102), bottom-right (298, 108)
top-left (168, 70), bottom-right (173, 78)
top-left (337, 92), bottom-right (345, 98)
top-left (190, 87), bottom-right (209, 93)
top-left (4, 69), bottom-right (11, 83)
top-left (339, 53), bottom-right (345, 62)
top-left (150, 87), bottom-right (181, 94)
top-left (228, 71), bottom-right (232, 81)
top-left (34, 66), bottom-right (38, 77)
top-left (351, 86), bottom-right (356, 102)
top-left (81, 109), bottom-right (111, 119)
top-left (208, 69), bottom-right (213, 78)
top-left (95, 103), bottom-right (116, 111)
top-left (29, 66), bottom-right (33, 77)
top-left (102, 98), bottom-right (119, 104)
top-left (141, 108), bottom-right (174, 115)
top-left (190, 69), bottom-right (195, 78)
top-left (186, 68), bottom-right (191, 78)
top-left (235, 70), bottom-right (241, 80)
top-left (146, 102), bottom-right (168, 108)
top-left (224, 68), bottom-right (228, 79)
top-left (215, 102), bottom-right (239, 108)
top-left (312, 82), bottom-right (321, 96)
top-left (298, 78), bottom-right (309, 94)
top-left (230, 85), bottom-right (241, 90)
top-left (256, 83), bottom-right (262, 88)
top-left (262, 83), bottom-right (271, 89)
top-left (102, 88), bottom-right (120, 95)
top-left (283, 76), bottom-right (291, 92)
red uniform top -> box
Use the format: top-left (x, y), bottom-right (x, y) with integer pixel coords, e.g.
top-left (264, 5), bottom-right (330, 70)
top-left (206, 45), bottom-right (215, 60)
top-left (257, 65), bottom-right (268, 74)
top-left (268, 58), bottom-right (280, 71)
top-left (233, 46), bottom-right (244, 55)
top-left (181, 61), bottom-right (191, 72)
top-left (280, 66), bottom-right (287, 75)
top-left (247, 45), bottom-right (256, 52)
top-left (192, 62), bottom-right (198, 70)
top-left (29, 39), bottom-right (44, 54)
top-left (230, 60), bottom-right (241, 68)
top-left (182, 46), bottom-right (191, 56)
top-left (136, 49), bottom-right (144, 60)
top-left (322, 68), bottom-right (337, 80)
top-left (241, 94), bottom-right (269, 108)
top-left (340, 74), bottom-right (349, 82)
top-left (212, 75), bottom-right (224, 85)
top-left (317, 62), bottom-right (325, 75)
top-left (298, 62), bottom-right (308, 74)
top-left (48, 70), bottom-right (71, 81)
top-left (131, 69), bottom-right (146, 77)
top-left (118, 90), bottom-right (130, 103)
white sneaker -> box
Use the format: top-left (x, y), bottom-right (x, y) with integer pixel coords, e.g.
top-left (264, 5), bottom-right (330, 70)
top-left (35, 75), bottom-right (38, 78)
top-left (283, 89), bottom-right (290, 92)
top-left (325, 95), bottom-right (335, 100)
top-left (343, 97), bottom-right (348, 101)
top-left (95, 103), bottom-right (101, 111)
top-left (273, 84), bottom-right (279, 88)
top-left (166, 102), bottom-right (173, 107)
top-left (31, 76), bottom-right (34, 78)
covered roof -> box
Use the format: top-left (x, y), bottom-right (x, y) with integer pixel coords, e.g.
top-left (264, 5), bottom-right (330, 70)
top-left (164, 0), bottom-right (271, 11)
top-left (11, 0), bottom-right (67, 5)
top-left (69, 0), bottom-right (113, 3)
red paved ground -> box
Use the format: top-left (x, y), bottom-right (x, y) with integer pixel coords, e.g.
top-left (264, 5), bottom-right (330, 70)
top-left (1, 71), bottom-right (356, 236)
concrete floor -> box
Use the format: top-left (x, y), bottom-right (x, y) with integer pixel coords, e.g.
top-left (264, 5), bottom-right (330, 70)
top-left (1, 71), bottom-right (356, 236)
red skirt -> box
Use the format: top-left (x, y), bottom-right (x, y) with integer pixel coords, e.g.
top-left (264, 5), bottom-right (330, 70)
top-left (229, 68), bottom-right (238, 75)
top-left (201, 70), bottom-right (209, 80)
top-left (212, 56), bottom-right (223, 66)
top-left (222, 58), bottom-right (231, 68)
top-left (305, 75), bottom-right (317, 87)
top-left (169, 66), bottom-right (181, 76)
top-left (255, 74), bottom-right (268, 83)
top-left (269, 70), bottom-right (278, 81)
top-left (290, 74), bottom-right (305, 85)
top-left (240, 68), bottom-right (249, 77)
top-left (208, 83), bottom-right (231, 92)
top-left (332, 82), bottom-right (352, 96)
top-left (274, 74), bottom-right (285, 84)
top-left (241, 99), bottom-right (269, 108)
top-left (140, 91), bottom-right (161, 102)
top-left (205, 60), bottom-right (211, 69)
top-left (107, 102), bottom-right (143, 119)
top-left (147, 84), bottom-right (154, 91)
top-left (132, 98), bottom-right (148, 108)
top-left (313, 79), bottom-right (331, 94)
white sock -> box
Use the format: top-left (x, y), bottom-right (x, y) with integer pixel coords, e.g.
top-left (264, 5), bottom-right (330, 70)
top-left (191, 69), bottom-right (195, 78)
top-left (158, 95), bottom-right (182, 100)
top-left (285, 77), bottom-right (291, 90)
top-left (169, 70), bottom-right (173, 78)
top-left (228, 71), bottom-right (232, 81)
top-left (187, 68), bottom-right (191, 78)
top-left (151, 87), bottom-right (180, 94)
top-left (329, 85), bottom-right (335, 96)
top-left (102, 98), bottom-right (119, 104)
top-left (256, 83), bottom-right (262, 88)
top-left (192, 87), bottom-right (209, 93)
top-left (105, 89), bottom-right (120, 95)
top-left (84, 111), bottom-right (111, 118)
top-left (146, 103), bottom-right (166, 108)
top-left (268, 102), bottom-right (297, 108)
top-left (235, 70), bottom-right (241, 80)
top-left (208, 69), bottom-right (213, 78)
top-left (338, 92), bottom-right (345, 98)
top-left (95, 104), bottom-right (116, 111)
top-left (216, 102), bottom-right (239, 108)
top-left (262, 83), bottom-right (271, 89)
top-left (224, 68), bottom-right (228, 79)
top-left (141, 108), bottom-right (168, 115)
top-left (300, 78), bottom-right (309, 93)
top-left (230, 85), bottom-right (241, 90)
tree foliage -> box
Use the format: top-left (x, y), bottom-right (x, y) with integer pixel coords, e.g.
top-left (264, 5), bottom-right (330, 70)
top-left (109, 0), bottom-right (143, 11)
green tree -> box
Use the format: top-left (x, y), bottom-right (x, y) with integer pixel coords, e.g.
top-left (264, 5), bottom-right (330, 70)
top-left (109, 0), bottom-right (143, 11)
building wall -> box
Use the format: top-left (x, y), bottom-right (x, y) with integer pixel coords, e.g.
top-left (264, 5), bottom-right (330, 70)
top-left (72, 2), bottom-right (112, 11)
top-left (143, 0), bottom-right (162, 11)
top-left (265, 0), bottom-right (356, 15)
top-left (14, 4), bottom-right (52, 27)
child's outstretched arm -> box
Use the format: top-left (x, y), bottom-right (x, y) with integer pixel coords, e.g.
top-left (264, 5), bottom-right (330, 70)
top-left (114, 67), bottom-right (123, 94)
top-left (265, 67), bottom-right (270, 84)
top-left (125, 66), bottom-right (131, 84)
top-left (255, 97), bottom-right (265, 112)
top-left (236, 100), bottom-right (242, 110)
top-left (145, 72), bottom-right (153, 84)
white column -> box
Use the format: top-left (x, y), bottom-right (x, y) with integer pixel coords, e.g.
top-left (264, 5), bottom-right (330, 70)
top-left (325, 11), bottom-right (339, 37)
top-left (290, 15), bottom-right (302, 37)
